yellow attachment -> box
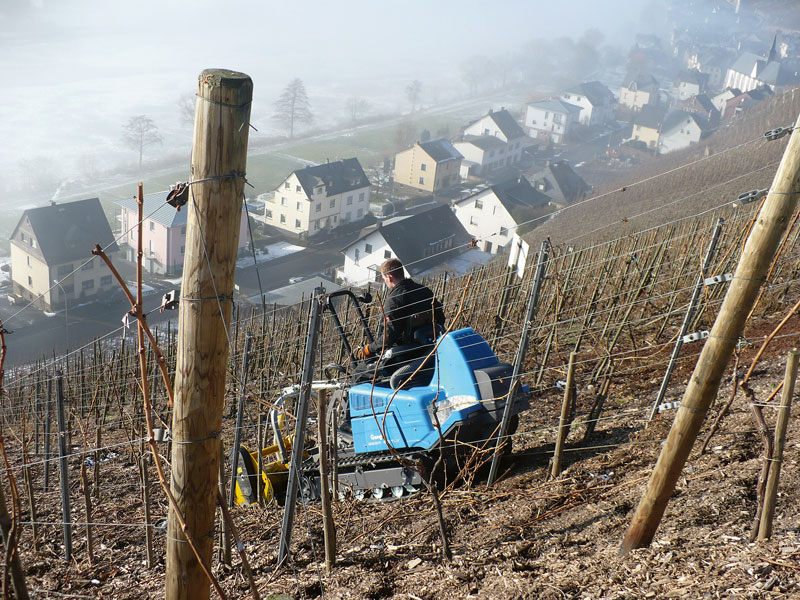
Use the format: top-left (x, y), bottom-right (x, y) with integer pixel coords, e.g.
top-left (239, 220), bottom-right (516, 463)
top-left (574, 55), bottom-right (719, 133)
top-left (233, 438), bottom-right (294, 506)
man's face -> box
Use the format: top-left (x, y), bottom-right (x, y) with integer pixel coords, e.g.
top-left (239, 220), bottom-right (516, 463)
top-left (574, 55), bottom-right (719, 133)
top-left (381, 271), bottom-right (395, 289)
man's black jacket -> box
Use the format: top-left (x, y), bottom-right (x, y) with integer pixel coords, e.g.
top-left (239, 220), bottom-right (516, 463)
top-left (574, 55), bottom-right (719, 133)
top-left (365, 278), bottom-right (445, 355)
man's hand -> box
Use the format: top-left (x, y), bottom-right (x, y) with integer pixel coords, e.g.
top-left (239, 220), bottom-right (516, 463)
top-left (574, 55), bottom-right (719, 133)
top-left (354, 345), bottom-right (370, 360)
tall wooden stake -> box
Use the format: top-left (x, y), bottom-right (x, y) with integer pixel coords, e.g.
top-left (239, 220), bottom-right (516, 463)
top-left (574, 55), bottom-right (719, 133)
top-left (166, 69), bottom-right (252, 600)
top-left (620, 112), bottom-right (800, 555)
top-left (551, 352), bottom-right (576, 479)
top-left (317, 389), bottom-right (336, 572)
top-left (758, 349), bottom-right (798, 539)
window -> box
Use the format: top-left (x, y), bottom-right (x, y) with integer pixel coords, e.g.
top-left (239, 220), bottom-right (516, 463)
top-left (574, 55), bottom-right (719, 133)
top-left (130, 230), bottom-right (135, 240)
top-left (26, 256), bottom-right (31, 267)
top-left (314, 221), bottom-right (320, 230)
top-left (419, 177), bottom-right (425, 185)
top-left (483, 128), bottom-right (490, 135)
top-left (281, 197), bottom-right (287, 206)
top-left (474, 198), bottom-right (483, 209)
top-left (359, 192), bottom-right (365, 201)
top-left (296, 202), bottom-right (302, 211)
top-left (57, 264), bottom-right (73, 277)
top-left (354, 249), bottom-right (360, 264)
top-left (181, 226), bottom-right (186, 235)
top-left (333, 215), bottom-right (337, 223)
top-left (470, 215), bottom-right (478, 225)
top-left (27, 276), bottom-right (32, 286)
top-left (82, 279), bottom-right (94, 291)
top-left (295, 219), bottom-right (301, 228)
top-left (346, 196), bottom-right (353, 205)
top-left (384, 250), bottom-right (391, 259)
top-left (100, 275), bottom-right (112, 286)
top-left (21, 232), bottom-right (27, 243)
top-left (553, 113), bottom-right (563, 125)
top-left (31, 238), bottom-right (36, 248)
top-left (82, 259), bottom-right (94, 270)
top-left (265, 209), bottom-right (273, 219)
top-left (149, 221), bottom-right (155, 231)
top-left (500, 227), bottom-right (509, 237)
top-left (180, 245), bottom-right (185, 254)
top-left (365, 243), bottom-right (372, 253)
top-left (330, 199), bottom-right (336, 208)
top-left (316, 203), bottom-right (321, 212)
top-left (296, 185), bottom-right (302, 192)
top-left (284, 182), bottom-right (290, 189)
top-left (420, 163), bottom-right (427, 171)
top-left (357, 208), bottom-right (364, 218)
top-left (280, 214), bottom-right (286, 224)
top-left (345, 212), bottom-right (351, 221)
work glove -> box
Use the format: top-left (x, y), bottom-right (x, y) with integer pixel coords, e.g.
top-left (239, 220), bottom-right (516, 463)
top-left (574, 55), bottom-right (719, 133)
top-left (354, 345), bottom-right (370, 360)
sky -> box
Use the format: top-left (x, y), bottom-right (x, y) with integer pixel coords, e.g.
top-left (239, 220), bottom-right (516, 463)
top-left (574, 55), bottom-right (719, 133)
top-left (0, 0), bottom-right (651, 207)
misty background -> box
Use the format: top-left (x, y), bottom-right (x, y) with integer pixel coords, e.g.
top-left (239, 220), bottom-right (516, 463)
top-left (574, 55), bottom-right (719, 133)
top-left (0, 0), bottom-right (665, 211)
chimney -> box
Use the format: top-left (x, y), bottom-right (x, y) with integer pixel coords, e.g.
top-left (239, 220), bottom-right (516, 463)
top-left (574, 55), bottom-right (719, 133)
top-left (50, 200), bottom-right (56, 206)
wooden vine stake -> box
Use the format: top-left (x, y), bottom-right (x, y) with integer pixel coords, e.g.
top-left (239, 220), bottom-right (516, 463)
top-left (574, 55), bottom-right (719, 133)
top-left (620, 111), bottom-right (800, 555)
top-left (166, 69), bottom-right (252, 600)
top-left (758, 349), bottom-right (798, 540)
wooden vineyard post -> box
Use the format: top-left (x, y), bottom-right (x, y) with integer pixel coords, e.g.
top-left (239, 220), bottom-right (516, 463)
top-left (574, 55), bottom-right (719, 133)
top-left (551, 352), bottom-right (577, 479)
top-left (758, 349), bottom-right (798, 540)
top-left (620, 112), bottom-right (800, 556)
top-left (166, 69), bottom-right (252, 600)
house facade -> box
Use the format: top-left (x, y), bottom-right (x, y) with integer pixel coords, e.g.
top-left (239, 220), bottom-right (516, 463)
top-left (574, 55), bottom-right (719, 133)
top-left (619, 74), bottom-right (660, 110)
top-left (452, 177), bottom-right (551, 254)
top-left (626, 104), bottom-right (666, 151)
top-left (9, 198), bottom-right (118, 311)
top-left (457, 108), bottom-right (530, 177)
top-left (263, 158), bottom-right (371, 237)
top-left (658, 110), bottom-right (713, 154)
top-left (560, 81), bottom-right (616, 127)
top-left (524, 98), bottom-right (581, 144)
top-left (337, 204), bottom-right (471, 286)
top-left (394, 139), bottom-right (462, 193)
top-left (117, 191), bottom-right (248, 275)
top-left (676, 70), bottom-right (708, 101)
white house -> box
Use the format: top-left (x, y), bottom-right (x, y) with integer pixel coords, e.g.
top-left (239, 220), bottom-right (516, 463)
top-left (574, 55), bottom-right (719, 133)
top-left (710, 88), bottom-right (741, 113)
top-left (337, 204), bottom-right (471, 286)
top-left (264, 158), bottom-right (371, 237)
top-left (462, 108), bottom-right (527, 144)
top-left (529, 160), bottom-right (591, 207)
top-left (658, 110), bottom-right (714, 154)
top-left (524, 98), bottom-right (581, 144)
top-left (560, 81), bottom-right (616, 127)
top-left (452, 177), bottom-right (551, 255)
top-left (676, 70), bottom-right (708, 101)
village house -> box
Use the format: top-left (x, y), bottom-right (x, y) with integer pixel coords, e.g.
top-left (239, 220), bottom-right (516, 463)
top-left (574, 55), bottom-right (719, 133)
top-left (722, 86), bottom-right (774, 122)
top-left (679, 93), bottom-right (720, 126)
top-left (619, 73), bottom-right (660, 110)
top-left (676, 70), bottom-right (709, 101)
top-left (452, 177), bottom-right (551, 255)
top-left (456, 108), bottom-right (531, 179)
top-left (528, 160), bottom-right (591, 207)
top-left (337, 204), bottom-right (471, 286)
top-left (393, 139), bottom-right (463, 193)
top-left (9, 198), bottom-right (118, 311)
top-left (710, 88), bottom-right (741, 113)
top-left (264, 158), bottom-right (371, 237)
top-left (626, 104), bottom-right (667, 151)
top-left (685, 47), bottom-right (733, 90)
top-left (560, 81), bottom-right (616, 127)
top-left (658, 110), bottom-right (715, 154)
top-left (524, 98), bottom-right (581, 144)
top-left (116, 191), bottom-right (249, 275)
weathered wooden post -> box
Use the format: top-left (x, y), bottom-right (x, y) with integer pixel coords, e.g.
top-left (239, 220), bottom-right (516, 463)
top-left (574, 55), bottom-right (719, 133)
top-left (758, 349), bottom-right (798, 539)
top-left (551, 352), bottom-right (577, 479)
top-left (166, 69), bottom-right (252, 600)
top-left (620, 113), bottom-right (800, 556)
top-left (55, 371), bottom-right (72, 562)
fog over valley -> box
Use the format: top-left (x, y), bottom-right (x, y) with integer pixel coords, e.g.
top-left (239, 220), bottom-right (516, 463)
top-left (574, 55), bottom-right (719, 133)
top-left (0, 0), bottom-right (654, 211)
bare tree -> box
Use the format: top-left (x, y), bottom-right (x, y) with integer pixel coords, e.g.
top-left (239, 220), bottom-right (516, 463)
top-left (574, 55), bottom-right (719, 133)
top-left (406, 80), bottom-right (422, 112)
top-left (177, 92), bottom-right (195, 126)
top-left (273, 78), bottom-right (313, 138)
top-left (345, 96), bottom-right (368, 125)
top-left (122, 115), bottom-right (162, 169)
